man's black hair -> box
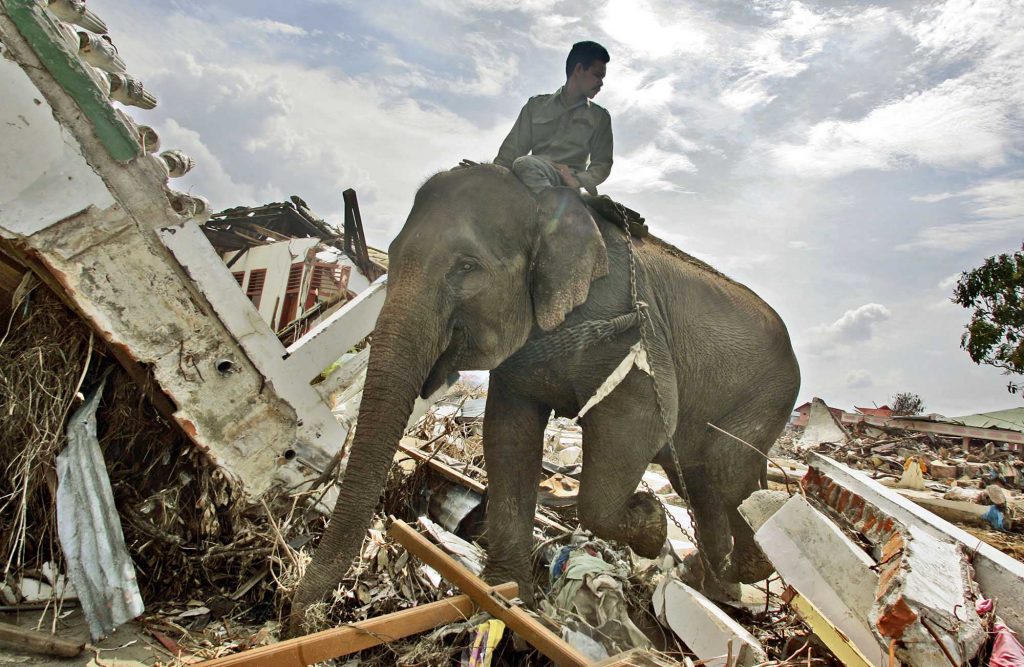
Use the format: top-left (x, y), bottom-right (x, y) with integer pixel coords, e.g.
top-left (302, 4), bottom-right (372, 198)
top-left (565, 41), bottom-right (610, 79)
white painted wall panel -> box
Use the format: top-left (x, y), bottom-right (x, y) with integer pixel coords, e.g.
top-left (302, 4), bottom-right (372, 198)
top-left (0, 56), bottom-right (114, 235)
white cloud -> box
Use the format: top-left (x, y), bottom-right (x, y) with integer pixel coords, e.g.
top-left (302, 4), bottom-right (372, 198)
top-left (910, 192), bottom-right (955, 203)
top-left (806, 303), bottom-right (891, 354)
top-left (846, 369), bottom-right (873, 389)
top-left (598, 0), bottom-right (712, 61)
top-left (901, 178), bottom-right (1024, 251)
top-left (904, 0), bottom-right (1023, 63)
top-left (602, 143), bottom-right (696, 194)
top-left (719, 81), bottom-right (776, 113)
top-left (788, 240), bottom-right (809, 249)
top-left (240, 18), bottom-right (307, 36)
top-left (938, 273), bottom-right (963, 290)
top-left (765, 0), bottom-right (1023, 179)
top-left (423, 0), bottom-right (560, 16)
top-left (768, 78), bottom-right (1012, 178)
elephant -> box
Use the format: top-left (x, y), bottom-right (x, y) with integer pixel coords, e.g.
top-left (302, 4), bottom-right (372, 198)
top-left (289, 164), bottom-right (800, 631)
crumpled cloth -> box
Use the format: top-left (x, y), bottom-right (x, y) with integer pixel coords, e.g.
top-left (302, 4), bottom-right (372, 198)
top-left (542, 547), bottom-right (651, 655)
top-left (977, 598), bottom-right (1024, 667)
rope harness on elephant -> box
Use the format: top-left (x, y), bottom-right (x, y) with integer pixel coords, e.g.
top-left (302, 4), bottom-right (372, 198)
top-left (503, 310), bottom-right (642, 367)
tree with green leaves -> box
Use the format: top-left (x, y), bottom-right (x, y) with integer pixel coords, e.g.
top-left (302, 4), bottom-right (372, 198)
top-left (952, 244), bottom-right (1024, 395)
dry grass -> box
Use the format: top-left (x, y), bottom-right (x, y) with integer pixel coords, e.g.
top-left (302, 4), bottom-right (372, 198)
top-left (0, 279), bottom-right (93, 586)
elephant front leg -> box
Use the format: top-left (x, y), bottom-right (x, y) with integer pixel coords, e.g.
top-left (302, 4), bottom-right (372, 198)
top-left (577, 370), bottom-right (669, 559)
top-left (480, 381), bottom-right (548, 602)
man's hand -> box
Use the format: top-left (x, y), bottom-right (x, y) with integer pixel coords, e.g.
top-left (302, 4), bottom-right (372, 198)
top-left (549, 161), bottom-right (581, 189)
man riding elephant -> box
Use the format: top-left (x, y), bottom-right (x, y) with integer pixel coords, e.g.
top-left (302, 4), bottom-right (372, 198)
top-left (469, 40), bottom-right (645, 234)
top-left (494, 40), bottom-right (612, 196)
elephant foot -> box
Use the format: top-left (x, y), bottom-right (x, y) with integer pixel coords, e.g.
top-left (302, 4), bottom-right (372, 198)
top-left (732, 543), bottom-right (775, 584)
top-left (482, 564), bottom-right (536, 606)
top-left (624, 492), bottom-right (667, 559)
top-left (678, 551), bottom-right (741, 603)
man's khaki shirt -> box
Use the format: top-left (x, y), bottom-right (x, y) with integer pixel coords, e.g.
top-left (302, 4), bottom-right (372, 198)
top-left (493, 87), bottom-right (613, 195)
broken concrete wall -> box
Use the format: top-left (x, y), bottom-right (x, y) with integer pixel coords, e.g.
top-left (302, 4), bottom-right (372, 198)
top-left (797, 397), bottom-right (849, 450)
top-left (801, 456), bottom-right (1010, 665)
top-left (0, 1), bottom-right (394, 498)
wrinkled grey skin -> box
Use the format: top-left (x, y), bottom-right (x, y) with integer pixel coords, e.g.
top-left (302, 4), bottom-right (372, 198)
top-left (289, 165), bottom-right (800, 631)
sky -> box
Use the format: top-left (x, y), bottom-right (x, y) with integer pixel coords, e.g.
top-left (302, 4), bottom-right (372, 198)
top-left (96, 0), bottom-right (1023, 416)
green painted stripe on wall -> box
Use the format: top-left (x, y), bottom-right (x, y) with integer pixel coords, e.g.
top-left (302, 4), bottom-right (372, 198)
top-left (5, 0), bottom-right (141, 161)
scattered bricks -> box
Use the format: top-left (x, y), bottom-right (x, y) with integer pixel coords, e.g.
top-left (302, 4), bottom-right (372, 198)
top-left (928, 460), bottom-right (958, 479)
top-left (962, 462), bottom-right (988, 478)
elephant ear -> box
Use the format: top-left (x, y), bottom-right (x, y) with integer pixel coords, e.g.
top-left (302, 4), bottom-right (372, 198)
top-left (530, 188), bottom-right (609, 331)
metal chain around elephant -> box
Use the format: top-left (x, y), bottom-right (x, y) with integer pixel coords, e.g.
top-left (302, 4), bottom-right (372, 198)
top-left (640, 478), bottom-right (695, 544)
top-left (620, 221), bottom-right (706, 568)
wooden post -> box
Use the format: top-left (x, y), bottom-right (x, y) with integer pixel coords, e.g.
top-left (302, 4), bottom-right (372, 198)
top-left (195, 582), bottom-right (517, 667)
top-left (389, 519), bottom-right (590, 667)
top-left (0, 621), bottom-right (84, 658)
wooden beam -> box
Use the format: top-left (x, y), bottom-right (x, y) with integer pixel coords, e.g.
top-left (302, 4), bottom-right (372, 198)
top-left (0, 621), bottom-right (84, 658)
top-left (781, 587), bottom-right (874, 667)
top-left (389, 519), bottom-right (590, 667)
top-left (195, 582), bottom-right (518, 667)
top-left (397, 439), bottom-right (571, 535)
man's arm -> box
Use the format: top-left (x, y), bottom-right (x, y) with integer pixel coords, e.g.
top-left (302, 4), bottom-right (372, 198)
top-left (493, 102), bottom-right (533, 169)
top-left (575, 112), bottom-right (613, 195)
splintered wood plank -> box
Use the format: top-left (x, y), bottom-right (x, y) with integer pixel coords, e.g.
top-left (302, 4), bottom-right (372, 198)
top-left (195, 582), bottom-right (517, 667)
top-left (389, 519), bottom-right (590, 667)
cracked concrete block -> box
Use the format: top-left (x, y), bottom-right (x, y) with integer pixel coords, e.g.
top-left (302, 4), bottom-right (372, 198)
top-left (738, 489), bottom-right (789, 533)
top-left (754, 495), bottom-right (885, 666)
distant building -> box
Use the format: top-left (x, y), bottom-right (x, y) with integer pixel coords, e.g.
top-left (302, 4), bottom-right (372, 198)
top-left (792, 401), bottom-right (845, 427)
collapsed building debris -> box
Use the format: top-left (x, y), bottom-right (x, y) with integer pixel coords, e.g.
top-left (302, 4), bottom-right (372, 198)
top-left (201, 194), bottom-right (387, 345)
top-left (803, 454), bottom-right (1024, 644)
top-left (3, 2), bottom-right (1024, 665)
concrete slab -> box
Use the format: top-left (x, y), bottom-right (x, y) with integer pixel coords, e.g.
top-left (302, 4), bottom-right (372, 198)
top-left (797, 398), bottom-right (848, 450)
top-left (803, 456), bottom-right (990, 665)
top-left (805, 454), bottom-right (1024, 639)
top-left (652, 578), bottom-right (767, 667)
top-left (753, 495), bottom-right (885, 666)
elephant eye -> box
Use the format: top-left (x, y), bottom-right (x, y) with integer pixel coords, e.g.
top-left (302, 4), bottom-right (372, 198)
top-left (456, 260), bottom-right (477, 273)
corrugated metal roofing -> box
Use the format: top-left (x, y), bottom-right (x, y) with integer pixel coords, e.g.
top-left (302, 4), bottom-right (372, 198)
top-left (950, 407), bottom-right (1024, 434)
top-left (56, 377), bottom-right (145, 640)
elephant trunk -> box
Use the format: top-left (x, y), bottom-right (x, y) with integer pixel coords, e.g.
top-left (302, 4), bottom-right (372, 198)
top-left (288, 291), bottom-right (446, 635)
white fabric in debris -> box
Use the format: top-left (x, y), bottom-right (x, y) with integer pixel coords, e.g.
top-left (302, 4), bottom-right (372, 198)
top-left (56, 377), bottom-right (144, 640)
